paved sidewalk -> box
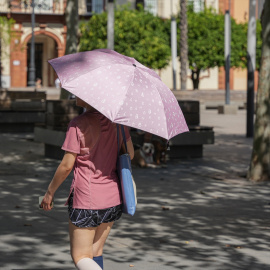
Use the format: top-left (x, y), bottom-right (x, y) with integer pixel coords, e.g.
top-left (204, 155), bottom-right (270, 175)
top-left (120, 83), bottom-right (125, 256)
top-left (1, 109), bottom-right (270, 270)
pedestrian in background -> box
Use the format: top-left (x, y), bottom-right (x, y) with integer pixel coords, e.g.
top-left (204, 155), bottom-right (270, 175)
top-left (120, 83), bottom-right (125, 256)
top-left (41, 97), bottom-right (134, 270)
top-left (35, 78), bottom-right (42, 89)
top-left (55, 77), bottom-right (61, 89)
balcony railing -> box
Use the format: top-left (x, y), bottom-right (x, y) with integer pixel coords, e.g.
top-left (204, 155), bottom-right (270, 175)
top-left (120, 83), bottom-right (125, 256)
top-left (0, 0), bottom-right (65, 15)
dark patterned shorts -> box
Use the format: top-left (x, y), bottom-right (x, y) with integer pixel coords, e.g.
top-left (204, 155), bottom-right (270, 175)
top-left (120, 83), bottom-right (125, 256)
top-left (68, 191), bottom-right (122, 228)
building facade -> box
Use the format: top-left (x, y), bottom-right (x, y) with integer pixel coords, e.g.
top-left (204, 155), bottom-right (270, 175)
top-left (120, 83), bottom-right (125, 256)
top-left (0, 0), bottom-right (265, 90)
top-left (1, 0), bottom-right (104, 88)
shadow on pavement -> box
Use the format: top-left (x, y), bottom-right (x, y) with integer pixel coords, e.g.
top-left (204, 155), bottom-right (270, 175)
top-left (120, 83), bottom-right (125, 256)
top-left (0, 132), bottom-right (270, 270)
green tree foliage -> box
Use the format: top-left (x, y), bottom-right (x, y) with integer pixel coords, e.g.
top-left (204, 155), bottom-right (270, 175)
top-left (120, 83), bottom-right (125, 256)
top-left (182, 5), bottom-right (262, 89)
top-left (0, 16), bottom-right (15, 88)
top-left (186, 6), bottom-right (248, 89)
top-left (79, 4), bottom-right (262, 90)
top-left (0, 16), bottom-right (14, 46)
top-left (79, 6), bottom-right (171, 70)
top-left (255, 20), bottom-right (262, 70)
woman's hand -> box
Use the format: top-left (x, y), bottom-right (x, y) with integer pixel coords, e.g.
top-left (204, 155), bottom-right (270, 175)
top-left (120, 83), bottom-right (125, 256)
top-left (41, 191), bottom-right (54, 211)
top-left (40, 151), bottom-right (77, 211)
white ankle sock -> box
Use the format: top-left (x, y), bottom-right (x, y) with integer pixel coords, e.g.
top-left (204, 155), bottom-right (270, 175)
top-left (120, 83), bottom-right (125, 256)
top-left (76, 257), bottom-right (102, 270)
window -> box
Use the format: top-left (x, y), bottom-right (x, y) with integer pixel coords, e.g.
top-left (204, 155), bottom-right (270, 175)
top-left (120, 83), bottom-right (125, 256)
top-left (188, 0), bottom-right (204, 13)
top-left (35, 0), bottom-right (53, 13)
top-left (86, 0), bottom-right (103, 14)
top-left (86, 0), bottom-right (92, 13)
top-left (145, 0), bottom-right (157, 16)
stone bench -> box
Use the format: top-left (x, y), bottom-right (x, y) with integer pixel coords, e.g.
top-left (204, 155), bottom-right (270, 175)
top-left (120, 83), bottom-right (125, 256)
top-left (34, 100), bottom-right (81, 159)
top-left (0, 90), bottom-right (46, 132)
top-left (117, 100), bottom-right (214, 159)
top-left (169, 125), bottom-right (214, 158)
top-left (168, 100), bottom-right (214, 158)
top-left (35, 126), bottom-right (66, 159)
top-left (35, 100), bottom-right (214, 160)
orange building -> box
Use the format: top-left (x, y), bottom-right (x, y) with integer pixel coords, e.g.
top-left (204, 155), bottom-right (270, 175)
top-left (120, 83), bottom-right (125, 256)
top-left (1, 0), bottom-right (103, 88)
top-left (0, 0), bottom-right (266, 90)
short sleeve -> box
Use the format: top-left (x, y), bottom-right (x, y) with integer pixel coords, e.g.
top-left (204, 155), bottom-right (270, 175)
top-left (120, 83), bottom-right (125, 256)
top-left (62, 120), bottom-right (81, 154)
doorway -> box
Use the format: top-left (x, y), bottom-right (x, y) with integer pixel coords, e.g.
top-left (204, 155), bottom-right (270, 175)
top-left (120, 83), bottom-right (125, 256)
top-left (27, 43), bottom-right (43, 86)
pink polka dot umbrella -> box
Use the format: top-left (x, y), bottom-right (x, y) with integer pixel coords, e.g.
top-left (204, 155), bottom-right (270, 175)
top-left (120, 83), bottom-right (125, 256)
top-left (48, 49), bottom-right (189, 140)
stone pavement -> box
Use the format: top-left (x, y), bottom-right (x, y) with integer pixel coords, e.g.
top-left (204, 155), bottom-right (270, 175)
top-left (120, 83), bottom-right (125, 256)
top-left (1, 108), bottom-right (270, 270)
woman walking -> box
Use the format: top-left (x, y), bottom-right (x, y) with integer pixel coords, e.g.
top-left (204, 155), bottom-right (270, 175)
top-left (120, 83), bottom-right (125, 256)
top-left (41, 97), bottom-right (134, 270)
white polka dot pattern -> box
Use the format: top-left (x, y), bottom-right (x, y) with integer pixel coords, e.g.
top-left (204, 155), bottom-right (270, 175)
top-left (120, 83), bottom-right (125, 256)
top-left (48, 49), bottom-right (189, 140)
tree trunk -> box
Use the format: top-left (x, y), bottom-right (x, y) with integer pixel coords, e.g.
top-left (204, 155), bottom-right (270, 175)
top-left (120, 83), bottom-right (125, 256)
top-left (180, 0), bottom-right (188, 90)
top-left (60, 0), bottom-right (79, 99)
top-left (0, 34), bottom-right (2, 89)
top-left (191, 69), bottom-right (200, 90)
top-left (248, 1), bottom-right (270, 181)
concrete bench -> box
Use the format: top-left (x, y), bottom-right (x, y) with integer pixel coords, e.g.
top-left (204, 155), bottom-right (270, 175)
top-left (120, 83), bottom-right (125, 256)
top-left (34, 100), bottom-right (81, 159)
top-left (168, 100), bottom-right (214, 158)
top-left (119, 101), bottom-right (214, 159)
top-left (35, 100), bottom-right (214, 160)
top-left (35, 126), bottom-right (66, 159)
top-left (0, 90), bottom-right (46, 132)
top-left (169, 125), bottom-right (214, 158)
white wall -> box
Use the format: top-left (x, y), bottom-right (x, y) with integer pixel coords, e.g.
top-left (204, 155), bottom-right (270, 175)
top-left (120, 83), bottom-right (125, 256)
top-left (159, 60), bottom-right (218, 90)
top-left (157, 0), bottom-right (179, 19)
top-left (205, 0), bottom-right (219, 11)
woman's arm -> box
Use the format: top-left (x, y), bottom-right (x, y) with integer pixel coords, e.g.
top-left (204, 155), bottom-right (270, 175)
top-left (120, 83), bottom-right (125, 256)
top-left (41, 151), bottom-right (77, 211)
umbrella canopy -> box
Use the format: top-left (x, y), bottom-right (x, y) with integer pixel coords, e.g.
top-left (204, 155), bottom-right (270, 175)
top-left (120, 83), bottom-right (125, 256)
top-left (48, 49), bottom-right (188, 140)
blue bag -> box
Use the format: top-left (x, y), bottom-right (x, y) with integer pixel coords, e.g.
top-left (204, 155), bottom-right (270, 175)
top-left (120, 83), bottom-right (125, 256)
top-left (117, 125), bottom-right (136, 216)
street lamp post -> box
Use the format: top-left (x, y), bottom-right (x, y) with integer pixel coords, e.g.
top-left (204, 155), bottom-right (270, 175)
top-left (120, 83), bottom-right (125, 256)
top-left (28, 0), bottom-right (36, 87)
top-left (171, 0), bottom-right (177, 90)
top-left (224, 1), bottom-right (231, 105)
top-left (246, 0), bottom-right (256, 138)
top-left (107, 0), bottom-right (114, 50)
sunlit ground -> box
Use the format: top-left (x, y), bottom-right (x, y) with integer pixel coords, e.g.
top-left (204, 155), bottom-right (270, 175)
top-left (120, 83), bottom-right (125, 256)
top-left (0, 108), bottom-right (269, 270)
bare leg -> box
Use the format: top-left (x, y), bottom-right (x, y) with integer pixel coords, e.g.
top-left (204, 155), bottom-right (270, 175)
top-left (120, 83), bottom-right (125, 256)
top-left (69, 220), bottom-right (97, 264)
top-left (93, 221), bottom-right (114, 257)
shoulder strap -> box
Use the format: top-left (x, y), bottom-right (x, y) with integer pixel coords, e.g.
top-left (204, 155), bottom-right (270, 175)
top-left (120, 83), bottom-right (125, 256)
top-left (117, 124), bottom-right (120, 156)
top-left (117, 124), bottom-right (128, 157)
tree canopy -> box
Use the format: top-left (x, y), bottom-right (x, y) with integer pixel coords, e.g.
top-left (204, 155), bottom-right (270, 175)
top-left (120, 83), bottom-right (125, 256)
top-left (255, 20), bottom-right (262, 70)
top-left (187, 7), bottom-right (224, 71)
top-left (79, 4), bottom-right (263, 90)
top-left (184, 6), bottom-right (253, 89)
top-left (0, 16), bottom-right (15, 88)
top-left (0, 16), bottom-right (14, 46)
top-left (79, 6), bottom-right (171, 70)
top-left (177, 5), bottom-right (262, 89)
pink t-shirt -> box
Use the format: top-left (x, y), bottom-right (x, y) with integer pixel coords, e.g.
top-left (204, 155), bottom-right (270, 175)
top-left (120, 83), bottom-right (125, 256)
top-left (62, 110), bottom-right (131, 210)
